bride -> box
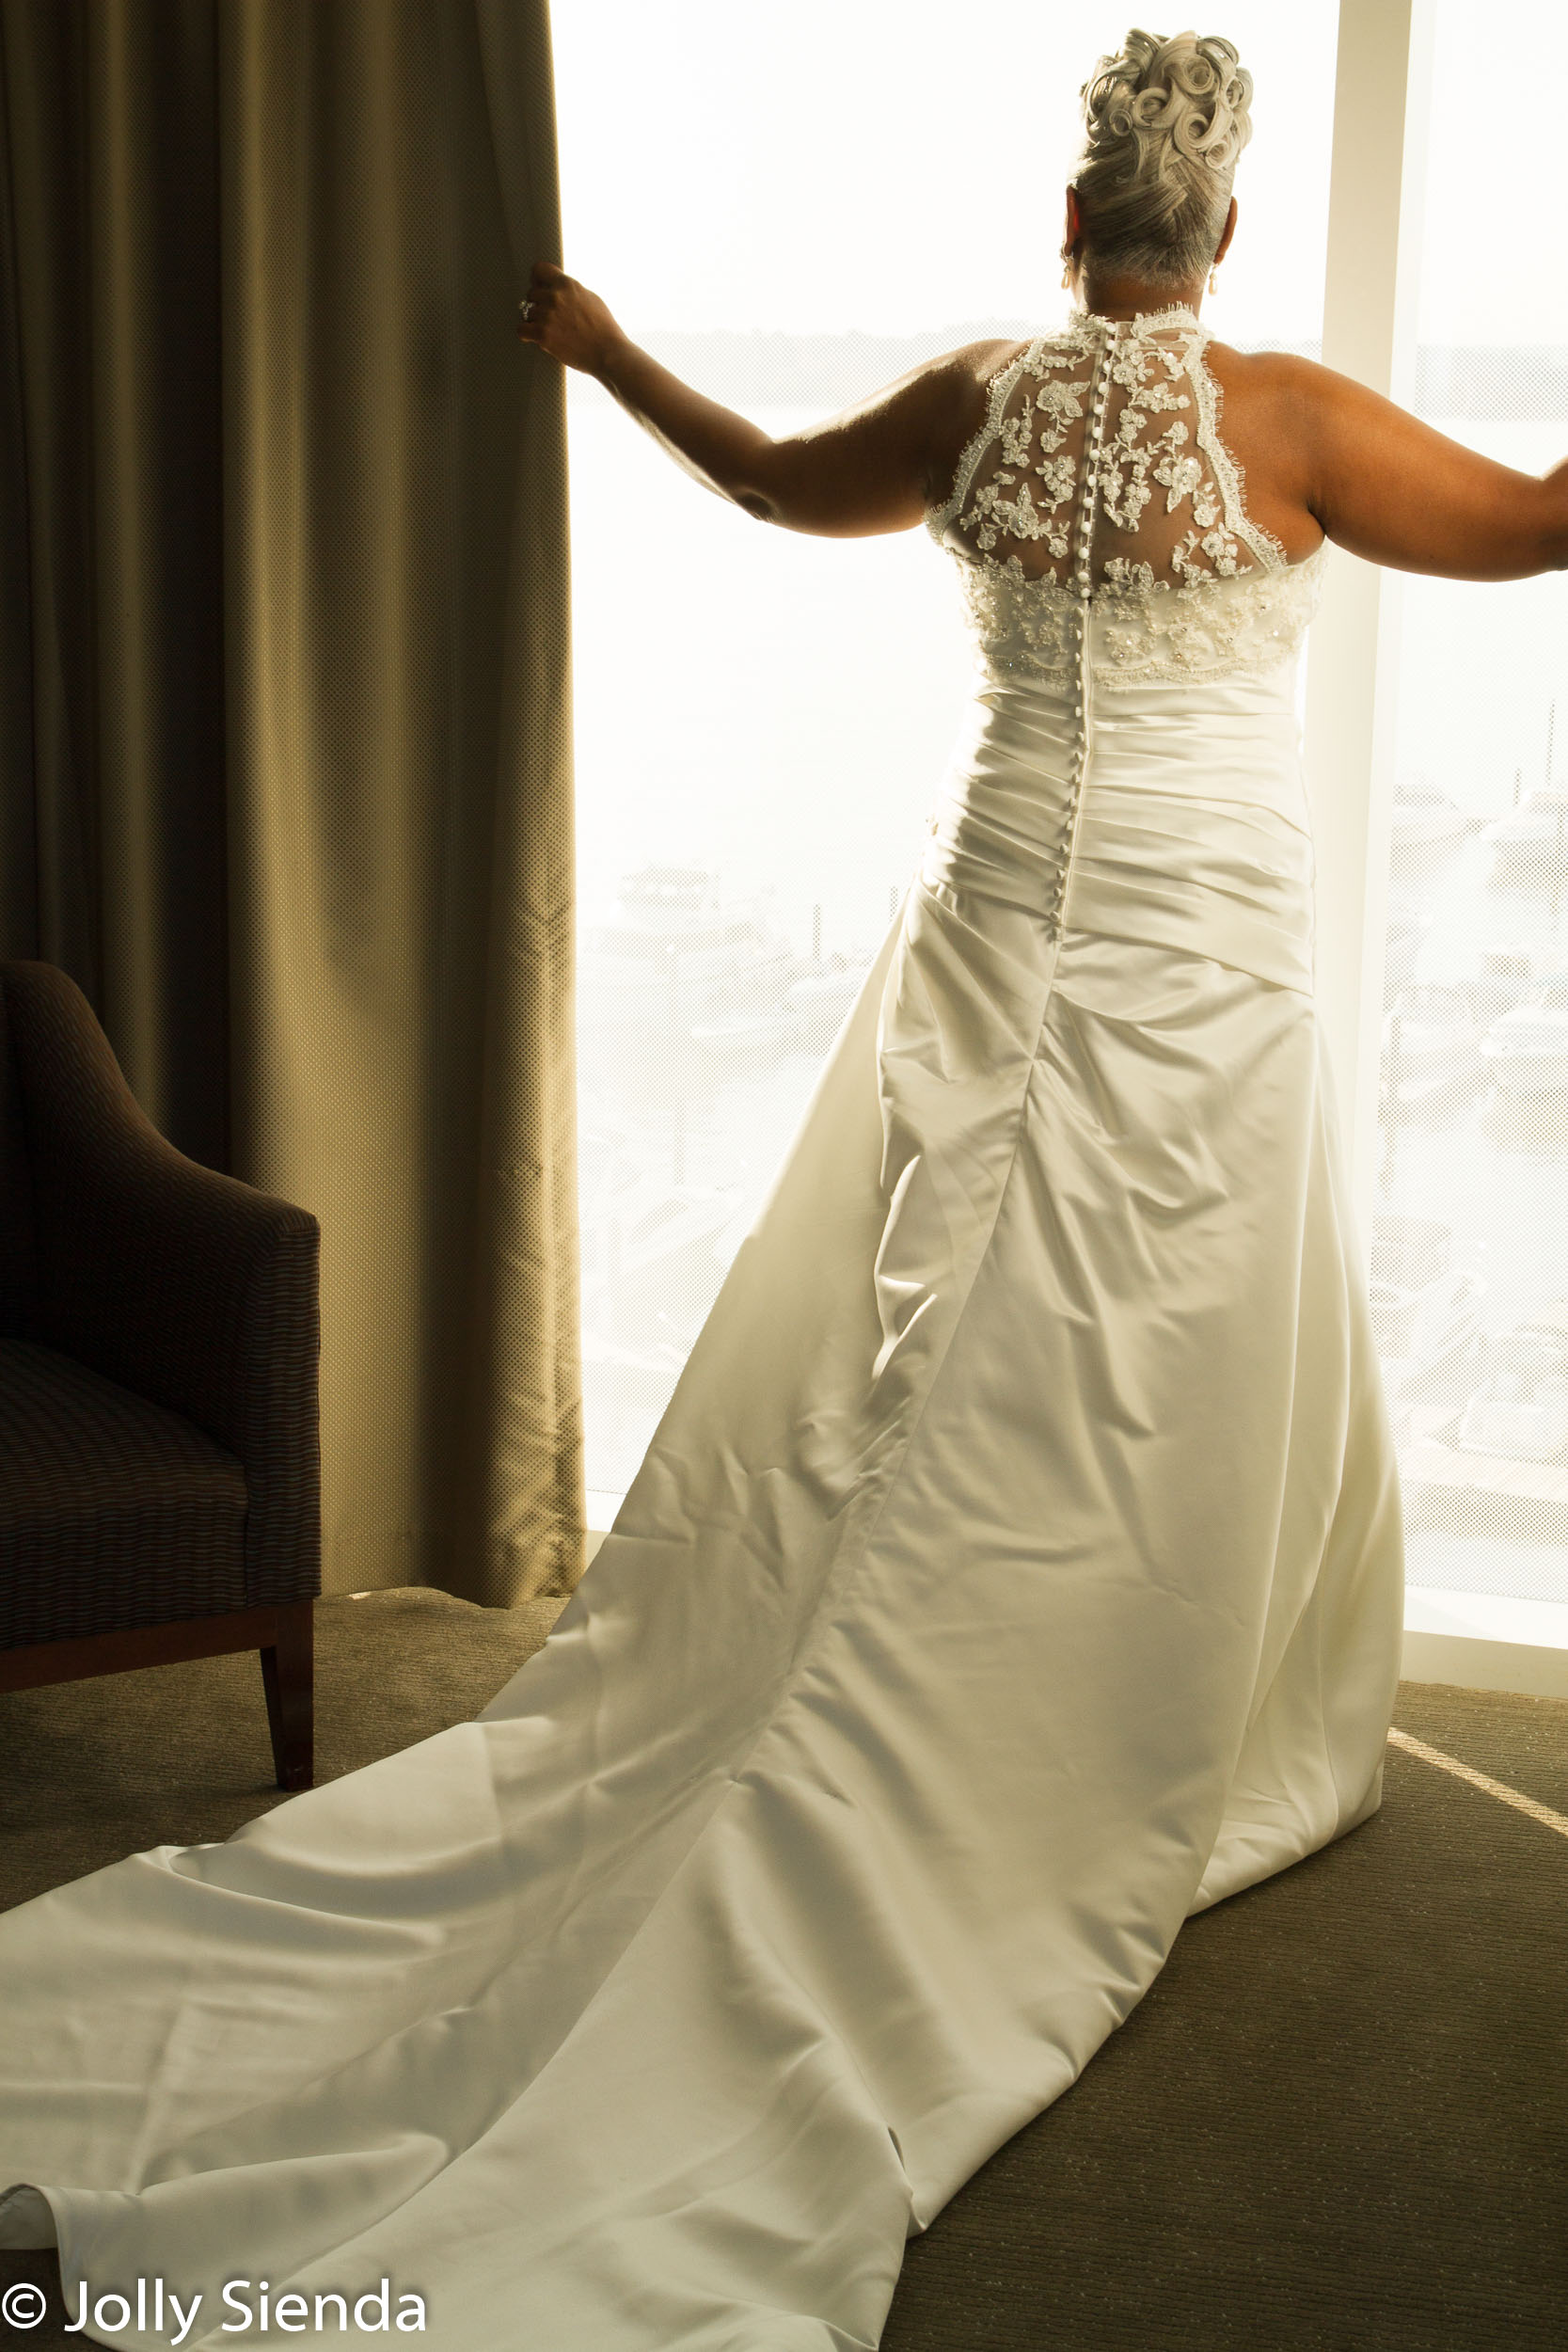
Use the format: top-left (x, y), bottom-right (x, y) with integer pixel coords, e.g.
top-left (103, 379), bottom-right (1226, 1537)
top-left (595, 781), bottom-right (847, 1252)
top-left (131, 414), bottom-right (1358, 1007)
top-left (3, 26), bottom-right (1565, 2352)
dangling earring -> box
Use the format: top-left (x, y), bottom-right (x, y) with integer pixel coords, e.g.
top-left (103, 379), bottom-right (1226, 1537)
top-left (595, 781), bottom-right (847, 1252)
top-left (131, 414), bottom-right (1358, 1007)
top-left (1061, 252), bottom-right (1073, 292)
top-left (1208, 265), bottom-right (1219, 296)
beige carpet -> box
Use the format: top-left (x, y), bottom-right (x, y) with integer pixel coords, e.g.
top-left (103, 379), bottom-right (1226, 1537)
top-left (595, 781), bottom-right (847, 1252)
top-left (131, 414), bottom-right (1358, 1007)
top-left (0, 1588), bottom-right (564, 1914)
top-left (1, 1592), bottom-right (1564, 2350)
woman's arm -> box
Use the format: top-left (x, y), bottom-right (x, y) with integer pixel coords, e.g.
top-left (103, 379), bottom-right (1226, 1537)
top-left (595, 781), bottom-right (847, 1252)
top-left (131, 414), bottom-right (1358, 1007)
top-left (1258, 352), bottom-right (1568, 581)
top-left (517, 262), bottom-right (1005, 538)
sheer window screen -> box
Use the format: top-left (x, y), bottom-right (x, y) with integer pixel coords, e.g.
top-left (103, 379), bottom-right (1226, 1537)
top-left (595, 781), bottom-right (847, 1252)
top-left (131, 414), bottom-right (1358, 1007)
top-left (1376, 0), bottom-right (1568, 1614)
top-left (552, 2), bottom-right (1338, 1508)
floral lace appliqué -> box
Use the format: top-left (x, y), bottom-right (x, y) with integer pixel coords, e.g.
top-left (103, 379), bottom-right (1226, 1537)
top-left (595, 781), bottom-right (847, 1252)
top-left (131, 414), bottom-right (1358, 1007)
top-left (927, 310), bottom-right (1310, 686)
top-left (953, 344), bottom-right (1088, 564)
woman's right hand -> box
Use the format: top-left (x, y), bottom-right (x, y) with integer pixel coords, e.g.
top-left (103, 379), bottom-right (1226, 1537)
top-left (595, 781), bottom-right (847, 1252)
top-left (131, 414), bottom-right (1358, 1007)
top-left (516, 261), bottom-right (626, 379)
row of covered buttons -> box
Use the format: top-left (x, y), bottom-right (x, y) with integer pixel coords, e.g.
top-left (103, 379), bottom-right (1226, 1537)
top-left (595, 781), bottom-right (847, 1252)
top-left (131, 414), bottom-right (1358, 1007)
top-left (1051, 326), bottom-right (1116, 926)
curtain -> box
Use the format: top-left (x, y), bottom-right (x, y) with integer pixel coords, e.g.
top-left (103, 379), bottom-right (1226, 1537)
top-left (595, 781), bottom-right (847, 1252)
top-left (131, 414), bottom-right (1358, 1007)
top-left (0, 0), bottom-right (584, 1606)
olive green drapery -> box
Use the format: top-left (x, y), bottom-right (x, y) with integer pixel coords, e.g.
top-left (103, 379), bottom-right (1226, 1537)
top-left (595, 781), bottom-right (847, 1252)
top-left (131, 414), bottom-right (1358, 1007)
top-left (0, 0), bottom-right (584, 1605)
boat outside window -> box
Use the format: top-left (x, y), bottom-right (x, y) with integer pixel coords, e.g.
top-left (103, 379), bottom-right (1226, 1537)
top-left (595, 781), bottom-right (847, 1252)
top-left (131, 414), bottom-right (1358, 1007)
top-left (1373, 0), bottom-right (1568, 1641)
top-left (553, 1), bottom-right (1338, 1514)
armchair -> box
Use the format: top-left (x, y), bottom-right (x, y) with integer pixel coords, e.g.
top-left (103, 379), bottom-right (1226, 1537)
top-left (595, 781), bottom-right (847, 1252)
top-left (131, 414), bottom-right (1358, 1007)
top-left (0, 961), bottom-right (320, 1789)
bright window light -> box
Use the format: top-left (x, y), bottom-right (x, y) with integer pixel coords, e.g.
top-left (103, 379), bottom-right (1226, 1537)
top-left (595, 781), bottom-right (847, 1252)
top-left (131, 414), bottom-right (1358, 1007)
top-left (1372, 0), bottom-right (1568, 1619)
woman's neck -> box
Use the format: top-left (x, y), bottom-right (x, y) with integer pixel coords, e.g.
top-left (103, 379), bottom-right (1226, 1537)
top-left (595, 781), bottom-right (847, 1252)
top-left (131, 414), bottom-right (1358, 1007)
top-left (1073, 269), bottom-right (1205, 323)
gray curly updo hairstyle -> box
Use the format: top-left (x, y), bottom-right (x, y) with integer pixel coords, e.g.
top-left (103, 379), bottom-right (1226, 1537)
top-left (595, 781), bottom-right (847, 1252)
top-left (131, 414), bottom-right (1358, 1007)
top-left (1071, 28), bottom-right (1253, 292)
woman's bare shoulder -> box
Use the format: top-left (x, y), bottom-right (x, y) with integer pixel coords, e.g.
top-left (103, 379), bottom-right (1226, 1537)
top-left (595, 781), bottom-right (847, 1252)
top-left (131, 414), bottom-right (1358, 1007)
top-left (939, 335), bottom-right (1035, 384)
top-left (927, 335), bottom-right (1034, 420)
top-left (1202, 342), bottom-right (1370, 438)
top-left (1198, 342), bottom-right (1335, 561)
top-left (917, 338), bottom-right (1033, 508)
top-left (1202, 339), bottom-right (1568, 580)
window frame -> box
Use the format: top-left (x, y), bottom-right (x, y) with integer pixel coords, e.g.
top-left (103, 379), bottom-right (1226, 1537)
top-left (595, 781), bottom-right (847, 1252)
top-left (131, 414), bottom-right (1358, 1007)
top-left (1312, 0), bottom-right (1568, 1690)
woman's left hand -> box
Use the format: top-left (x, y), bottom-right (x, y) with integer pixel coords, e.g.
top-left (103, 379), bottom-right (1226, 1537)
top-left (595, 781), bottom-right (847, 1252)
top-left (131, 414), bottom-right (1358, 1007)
top-left (516, 261), bottom-right (626, 379)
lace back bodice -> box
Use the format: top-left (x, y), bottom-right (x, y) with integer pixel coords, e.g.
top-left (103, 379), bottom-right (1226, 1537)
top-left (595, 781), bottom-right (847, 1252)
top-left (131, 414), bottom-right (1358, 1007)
top-left (926, 308), bottom-right (1325, 690)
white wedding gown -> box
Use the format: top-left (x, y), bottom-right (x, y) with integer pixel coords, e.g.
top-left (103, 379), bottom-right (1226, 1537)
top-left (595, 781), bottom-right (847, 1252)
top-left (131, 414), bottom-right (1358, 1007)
top-left (0, 307), bottom-right (1404, 2350)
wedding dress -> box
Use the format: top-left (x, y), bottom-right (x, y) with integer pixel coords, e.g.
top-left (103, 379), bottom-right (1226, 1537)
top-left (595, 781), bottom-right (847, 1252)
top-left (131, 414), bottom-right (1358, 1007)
top-left (0, 306), bottom-right (1404, 2351)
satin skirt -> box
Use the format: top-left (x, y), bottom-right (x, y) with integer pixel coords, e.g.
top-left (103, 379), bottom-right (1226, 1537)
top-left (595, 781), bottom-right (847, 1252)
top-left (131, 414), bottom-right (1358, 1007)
top-left (0, 659), bottom-right (1405, 2351)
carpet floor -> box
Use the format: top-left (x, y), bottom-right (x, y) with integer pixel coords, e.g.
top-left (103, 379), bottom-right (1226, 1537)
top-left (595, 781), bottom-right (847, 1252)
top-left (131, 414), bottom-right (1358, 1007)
top-left (1, 1589), bottom-right (1564, 2351)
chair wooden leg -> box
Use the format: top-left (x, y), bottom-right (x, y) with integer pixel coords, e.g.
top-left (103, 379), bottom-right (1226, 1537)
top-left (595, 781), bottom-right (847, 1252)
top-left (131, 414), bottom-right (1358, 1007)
top-left (260, 1599), bottom-right (314, 1790)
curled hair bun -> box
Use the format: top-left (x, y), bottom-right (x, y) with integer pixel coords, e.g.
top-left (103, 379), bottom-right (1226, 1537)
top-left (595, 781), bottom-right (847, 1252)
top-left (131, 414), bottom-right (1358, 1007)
top-left (1070, 29), bottom-right (1253, 290)
top-left (1081, 28), bottom-right (1253, 180)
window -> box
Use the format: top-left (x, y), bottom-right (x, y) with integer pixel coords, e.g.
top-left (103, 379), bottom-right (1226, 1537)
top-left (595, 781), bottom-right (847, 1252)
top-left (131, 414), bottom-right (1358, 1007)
top-left (553, 2), bottom-right (1339, 1512)
top-left (1374, 0), bottom-right (1568, 1642)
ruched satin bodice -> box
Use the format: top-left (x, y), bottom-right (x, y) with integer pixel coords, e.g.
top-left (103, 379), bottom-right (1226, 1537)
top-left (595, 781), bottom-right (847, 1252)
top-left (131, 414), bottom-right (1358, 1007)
top-left (925, 644), bottom-right (1317, 996)
top-left (920, 308), bottom-right (1329, 1006)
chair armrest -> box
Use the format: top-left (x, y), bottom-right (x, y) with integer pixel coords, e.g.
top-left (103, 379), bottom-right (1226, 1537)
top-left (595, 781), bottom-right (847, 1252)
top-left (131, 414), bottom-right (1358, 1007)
top-left (3, 961), bottom-right (321, 1608)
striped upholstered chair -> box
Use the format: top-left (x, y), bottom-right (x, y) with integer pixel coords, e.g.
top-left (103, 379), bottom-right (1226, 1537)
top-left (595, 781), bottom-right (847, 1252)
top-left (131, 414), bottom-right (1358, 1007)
top-left (0, 961), bottom-right (320, 1789)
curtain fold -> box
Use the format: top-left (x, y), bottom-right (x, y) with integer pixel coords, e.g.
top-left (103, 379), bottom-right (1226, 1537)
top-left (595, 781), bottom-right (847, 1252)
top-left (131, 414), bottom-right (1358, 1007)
top-left (0, 0), bottom-right (583, 1606)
